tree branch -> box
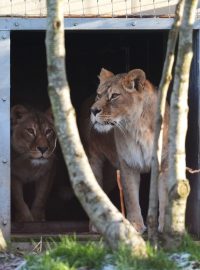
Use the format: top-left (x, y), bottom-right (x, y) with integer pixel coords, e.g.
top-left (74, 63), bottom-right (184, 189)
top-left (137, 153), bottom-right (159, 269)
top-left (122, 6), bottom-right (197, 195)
top-left (148, 0), bottom-right (184, 243)
top-left (0, 230), bottom-right (6, 251)
top-left (186, 167), bottom-right (200, 174)
top-left (164, 0), bottom-right (198, 248)
top-left (45, 0), bottom-right (146, 256)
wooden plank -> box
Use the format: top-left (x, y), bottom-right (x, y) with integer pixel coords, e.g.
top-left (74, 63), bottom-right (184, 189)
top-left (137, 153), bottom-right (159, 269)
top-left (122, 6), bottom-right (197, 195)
top-left (11, 233), bottom-right (102, 252)
top-left (11, 232), bottom-right (102, 252)
top-left (12, 221), bottom-right (90, 235)
top-left (12, 233), bottom-right (101, 242)
top-left (0, 31), bottom-right (11, 241)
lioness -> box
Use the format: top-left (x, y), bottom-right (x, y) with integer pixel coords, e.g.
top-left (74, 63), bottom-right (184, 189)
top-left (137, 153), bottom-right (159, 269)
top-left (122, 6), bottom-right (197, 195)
top-left (88, 68), bottom-right (169, 233)
top-left (11, 105), bottom-right (57, 222)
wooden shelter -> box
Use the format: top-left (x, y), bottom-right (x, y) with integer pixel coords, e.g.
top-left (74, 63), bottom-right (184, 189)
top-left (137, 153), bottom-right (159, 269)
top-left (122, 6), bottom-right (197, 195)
top-left (0, 0), bottom-right (200, 242)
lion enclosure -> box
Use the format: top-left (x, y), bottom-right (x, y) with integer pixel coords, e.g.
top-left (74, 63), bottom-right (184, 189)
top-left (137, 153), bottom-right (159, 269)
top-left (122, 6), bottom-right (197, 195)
top-left (0, 0), bottom-right (200, 243)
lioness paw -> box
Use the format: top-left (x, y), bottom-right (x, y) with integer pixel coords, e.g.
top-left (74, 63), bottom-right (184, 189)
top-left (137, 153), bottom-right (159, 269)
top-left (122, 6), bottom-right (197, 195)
top-left (15, 211), bottom-right (33, 222)
top-left (31, 208), bottom-right (45, 221)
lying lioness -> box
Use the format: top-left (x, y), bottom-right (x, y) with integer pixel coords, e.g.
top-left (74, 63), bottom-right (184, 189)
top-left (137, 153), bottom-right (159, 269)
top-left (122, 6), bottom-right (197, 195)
top-left (85, 68), bottom-right (169, 233)
top-left (11, 105), bottom-right (57, 222)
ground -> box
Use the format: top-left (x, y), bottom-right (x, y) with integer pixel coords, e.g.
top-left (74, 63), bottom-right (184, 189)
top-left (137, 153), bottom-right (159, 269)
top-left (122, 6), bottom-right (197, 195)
top-left (0, 252), bottom-right (25, 270)
top-left (1, 235), bottom-right (200, 270)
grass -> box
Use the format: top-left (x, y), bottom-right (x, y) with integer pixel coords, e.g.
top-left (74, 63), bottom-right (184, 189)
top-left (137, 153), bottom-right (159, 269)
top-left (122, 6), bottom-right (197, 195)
top-left (113, 243), bottom-right (179, 270)
top-left (22, 234), bottom-right (200, 270)
top-left (22, 237), bottom-right (108, 270)
top-left (175, 233), bottom-right (200, 261)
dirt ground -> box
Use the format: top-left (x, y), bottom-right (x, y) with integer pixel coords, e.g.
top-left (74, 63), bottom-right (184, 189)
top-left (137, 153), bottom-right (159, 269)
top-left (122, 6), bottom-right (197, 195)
top-left (0, 252), bottom-right (25, 270)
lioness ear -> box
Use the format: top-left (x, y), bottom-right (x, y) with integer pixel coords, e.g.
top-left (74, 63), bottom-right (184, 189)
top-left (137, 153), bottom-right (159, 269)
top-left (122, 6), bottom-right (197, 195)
top-left (98, 68), bottom-right (114, 84)
top-left (123, 69), bottom-right (146, 92)
top-left (11, 105), bottom-right (29, 125)
top-left (45, 107), bottom-right (54, 123)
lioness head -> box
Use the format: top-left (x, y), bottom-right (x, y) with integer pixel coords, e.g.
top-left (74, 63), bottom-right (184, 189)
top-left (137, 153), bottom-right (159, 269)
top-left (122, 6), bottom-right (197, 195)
top-left (11, 105), bottom-right (57, 164)
top-left (90, 68), bottom-right (155, 133)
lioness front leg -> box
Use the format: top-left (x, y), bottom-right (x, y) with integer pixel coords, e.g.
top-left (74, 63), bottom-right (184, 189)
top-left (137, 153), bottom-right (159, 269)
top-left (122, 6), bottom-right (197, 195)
top-left (89, 154), bottom-right (105, 188)
top-left (120, 162), bottom-right (146, 233)
top-left (31, 174), bottom-right (54, 221)
top-left (88, 154), bottom-right (104, 232)
top-left (11, 178), bottom-right (33, 222)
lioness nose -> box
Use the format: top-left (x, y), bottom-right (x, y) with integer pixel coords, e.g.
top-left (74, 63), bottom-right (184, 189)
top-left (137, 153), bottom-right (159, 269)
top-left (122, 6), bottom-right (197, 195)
top-left (37, 146), bottom-right (48, 154)
top-left (90, 108), bottom-right (101, 116)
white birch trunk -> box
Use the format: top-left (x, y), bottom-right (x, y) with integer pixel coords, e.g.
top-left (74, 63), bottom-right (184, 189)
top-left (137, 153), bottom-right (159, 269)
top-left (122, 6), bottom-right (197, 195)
top-left (164, 0), bottom-right (198, 247)
top-left (0, 230), bottom-right (6, 251)
top-left (147, 0), bottom-right (184, 244)
top-left (45, 0), bottom-right (146, 256)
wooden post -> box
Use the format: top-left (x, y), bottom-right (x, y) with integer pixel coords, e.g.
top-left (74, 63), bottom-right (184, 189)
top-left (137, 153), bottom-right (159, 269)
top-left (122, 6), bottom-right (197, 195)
top-left (116, 170), bottom-right (125, 217)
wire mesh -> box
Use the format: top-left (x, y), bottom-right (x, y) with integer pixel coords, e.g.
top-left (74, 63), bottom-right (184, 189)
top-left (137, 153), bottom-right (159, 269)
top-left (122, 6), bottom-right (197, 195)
top-left (0, 0), bottom-right (199, 18)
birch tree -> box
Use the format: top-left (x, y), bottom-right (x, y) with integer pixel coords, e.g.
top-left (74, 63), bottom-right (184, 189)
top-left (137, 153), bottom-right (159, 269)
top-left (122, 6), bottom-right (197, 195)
top-left (0, 230), bottom-right (6, 251)
top-left (45, 0), bottom-right (146, 256)
top-left (147, 0), bottom-right (184, 244)
top-left (148, 0), bottom-right (198, 248)
top-left (163, 0), bottom-right (198, 248)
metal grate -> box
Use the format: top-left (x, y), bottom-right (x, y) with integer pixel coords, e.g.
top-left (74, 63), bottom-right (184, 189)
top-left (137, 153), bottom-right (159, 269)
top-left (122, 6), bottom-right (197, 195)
top-left (0, 0), bottom-right (186, 18)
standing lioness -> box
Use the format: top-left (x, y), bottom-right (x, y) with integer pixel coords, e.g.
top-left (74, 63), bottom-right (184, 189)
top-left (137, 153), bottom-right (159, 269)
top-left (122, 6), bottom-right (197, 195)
top-left (11, 105), bottom-right (57, 222)
top-left (89, 68), bottom-right (169, 233)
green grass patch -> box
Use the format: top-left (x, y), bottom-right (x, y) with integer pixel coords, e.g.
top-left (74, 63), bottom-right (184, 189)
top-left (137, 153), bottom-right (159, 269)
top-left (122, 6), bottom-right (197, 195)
top-left (23, 237), bottom-right (108, 270)
top-left (22, 234), bottom-right (200, 270)
top-left (176, 233), bottom-right (200, 261)
top-left (113, 242), bottom-right (179, 270)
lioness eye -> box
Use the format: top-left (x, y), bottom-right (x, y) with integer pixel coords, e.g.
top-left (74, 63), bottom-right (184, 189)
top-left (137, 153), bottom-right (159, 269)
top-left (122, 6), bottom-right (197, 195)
top-left (111, 93), bottom-right (120, 100)
top-left (46, 128), bottom-right (53, 136)
top-left (26, 128), bottom-right (35, 135)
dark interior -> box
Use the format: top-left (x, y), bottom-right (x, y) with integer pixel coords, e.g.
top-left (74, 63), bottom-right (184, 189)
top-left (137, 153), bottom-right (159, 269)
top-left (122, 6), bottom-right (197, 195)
top-left (11, 30), bottom-right (169, 232)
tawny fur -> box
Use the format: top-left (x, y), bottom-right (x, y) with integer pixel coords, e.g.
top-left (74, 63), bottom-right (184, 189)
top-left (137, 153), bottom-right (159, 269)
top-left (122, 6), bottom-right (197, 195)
top-left (11, 105), bottom-right (57, 222)
top-left (81, 68), bottom-right (169, 233)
